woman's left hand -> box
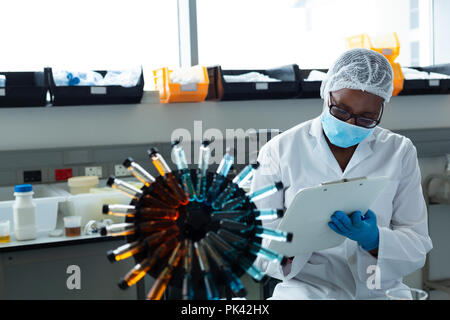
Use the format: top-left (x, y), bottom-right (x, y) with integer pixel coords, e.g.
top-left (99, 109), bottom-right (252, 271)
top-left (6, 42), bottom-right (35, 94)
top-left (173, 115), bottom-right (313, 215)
top-left (328, 210), bottom-right (379, 251)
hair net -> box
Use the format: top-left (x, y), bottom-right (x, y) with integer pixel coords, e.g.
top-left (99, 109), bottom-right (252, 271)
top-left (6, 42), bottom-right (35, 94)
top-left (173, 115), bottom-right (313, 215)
top-left (320, 48), bottom-right (394, 103)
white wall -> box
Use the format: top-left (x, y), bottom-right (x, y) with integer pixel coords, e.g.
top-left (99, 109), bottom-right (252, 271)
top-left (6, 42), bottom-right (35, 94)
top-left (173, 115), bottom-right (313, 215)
top-left (0, 92), bottom-right (449, 151)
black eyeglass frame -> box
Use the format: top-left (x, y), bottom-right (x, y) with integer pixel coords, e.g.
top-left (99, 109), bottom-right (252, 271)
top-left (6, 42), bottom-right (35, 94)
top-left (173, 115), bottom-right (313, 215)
top-left (328, 92), bottom-right (384, 129)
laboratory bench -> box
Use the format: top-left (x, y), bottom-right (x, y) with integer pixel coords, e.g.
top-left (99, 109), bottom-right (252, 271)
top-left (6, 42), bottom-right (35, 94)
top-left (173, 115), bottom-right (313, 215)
top-left (0, 230), bottom-right (262, 300)
top-left (0, 230), bottom-right (152, 300)
top-left (0, 231), bottom-right (120, 252)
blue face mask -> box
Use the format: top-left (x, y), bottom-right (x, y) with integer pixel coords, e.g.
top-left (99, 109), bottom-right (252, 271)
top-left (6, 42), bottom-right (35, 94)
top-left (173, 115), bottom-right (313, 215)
top-left (321, 108), bottom-right (374, 148)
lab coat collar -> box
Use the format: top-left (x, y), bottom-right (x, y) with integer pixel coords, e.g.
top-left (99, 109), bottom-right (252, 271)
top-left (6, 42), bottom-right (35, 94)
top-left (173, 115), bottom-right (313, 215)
top-left (308, 116), bottom-right (376, 176)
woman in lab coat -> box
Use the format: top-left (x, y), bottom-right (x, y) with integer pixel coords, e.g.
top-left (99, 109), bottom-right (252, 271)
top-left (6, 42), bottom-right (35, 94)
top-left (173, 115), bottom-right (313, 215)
top-left (251, 48), bottom-right (433, 300)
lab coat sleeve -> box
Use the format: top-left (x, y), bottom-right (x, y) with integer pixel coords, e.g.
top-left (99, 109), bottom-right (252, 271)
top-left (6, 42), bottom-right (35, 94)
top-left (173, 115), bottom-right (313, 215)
top-left (250, 142), bottom-right (284, 211)
top-left (250, 142), bottom-right (311, 281)
top-left (250, 142), bottom-right (286, 280)
top-left (355, 140), bottom-right (433, 285)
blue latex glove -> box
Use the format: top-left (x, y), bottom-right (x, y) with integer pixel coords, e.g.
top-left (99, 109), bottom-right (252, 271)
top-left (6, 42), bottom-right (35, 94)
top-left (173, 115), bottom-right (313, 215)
top-left (328, 210), bottom-right (379, 251)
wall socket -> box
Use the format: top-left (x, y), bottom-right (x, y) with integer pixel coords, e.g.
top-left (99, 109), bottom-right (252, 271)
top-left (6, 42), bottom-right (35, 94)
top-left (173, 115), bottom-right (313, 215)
top-left (85, 166), bottom-right (103, 177)
top-left (23, 170), bottom-right (42, 183)
top-left (114, 164), bottom-right (130, 177)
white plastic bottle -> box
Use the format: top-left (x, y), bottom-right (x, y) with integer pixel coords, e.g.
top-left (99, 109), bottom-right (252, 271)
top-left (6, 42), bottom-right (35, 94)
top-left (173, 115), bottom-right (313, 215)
top-left (13, 184), bottom-right (37, 241)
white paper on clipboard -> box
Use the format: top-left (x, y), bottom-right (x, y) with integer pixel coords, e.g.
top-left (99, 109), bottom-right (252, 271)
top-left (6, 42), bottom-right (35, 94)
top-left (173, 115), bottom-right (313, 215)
top-left (267, 176), bottom-right (389, 256)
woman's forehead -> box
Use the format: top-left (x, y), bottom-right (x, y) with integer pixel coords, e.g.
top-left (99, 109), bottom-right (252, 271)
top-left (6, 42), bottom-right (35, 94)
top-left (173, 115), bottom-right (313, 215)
top-left (331, 89), bottom-right (384, 111)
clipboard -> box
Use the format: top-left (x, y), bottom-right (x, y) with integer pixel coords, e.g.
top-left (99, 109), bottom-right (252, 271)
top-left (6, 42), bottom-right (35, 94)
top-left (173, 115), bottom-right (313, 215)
top-left (267, 176), bottom-right (389, 256)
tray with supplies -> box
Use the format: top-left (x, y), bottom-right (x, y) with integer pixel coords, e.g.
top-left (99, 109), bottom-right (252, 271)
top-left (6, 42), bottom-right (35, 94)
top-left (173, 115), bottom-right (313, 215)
top-left (0, 71), bottom-right (48, 108)
top-left (206, 64), bottom-right (302, 101)
top-left (400, 63), bottom-right (450, 95)
top-left (45, 67), bottom-right (144, 106)
top-left (297, 68), bottom-right (328, 99)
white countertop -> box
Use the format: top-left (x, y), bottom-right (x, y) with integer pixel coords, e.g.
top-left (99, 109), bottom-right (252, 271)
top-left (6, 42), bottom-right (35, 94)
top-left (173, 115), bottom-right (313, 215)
top-left (0, 230), bottom-right (120, 252)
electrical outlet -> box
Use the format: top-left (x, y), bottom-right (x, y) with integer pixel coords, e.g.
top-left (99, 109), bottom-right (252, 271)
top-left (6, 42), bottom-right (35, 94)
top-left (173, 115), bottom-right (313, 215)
top-left (23, 170), bottom-right (42, 183)
top-left (85, 166), bottom-right (103, 177)
top-left (55, 168), bottom-right (73, 181)
top-left (115, 164), bottom-right (130, 177)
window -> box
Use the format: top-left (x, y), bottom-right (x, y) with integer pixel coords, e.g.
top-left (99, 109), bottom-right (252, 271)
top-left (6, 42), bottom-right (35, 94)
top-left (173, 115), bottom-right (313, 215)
top-left (0, 0), bottom-right (441, 93)
top-left (197, 0), bottom-right (434, 69)
top-left (410, 0), bottom-right (420, 29)
top-left (0, 0), bottom-right (179, 89)
top-left (411, 41), bottom-right (420, 66)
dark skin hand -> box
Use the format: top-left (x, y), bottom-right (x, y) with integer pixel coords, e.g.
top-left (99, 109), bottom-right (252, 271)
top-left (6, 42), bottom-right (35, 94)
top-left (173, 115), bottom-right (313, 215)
top-left (324, 89), bottom-right (384, 257)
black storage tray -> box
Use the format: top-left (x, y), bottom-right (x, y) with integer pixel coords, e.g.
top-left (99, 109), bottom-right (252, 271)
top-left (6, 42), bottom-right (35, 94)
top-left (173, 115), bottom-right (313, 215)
top-left (298, 65), bottom-right (450, 97)
top-left (206, 65), bottom-right (222, 101)
top-left (0, 71), bottom-right (48, 107)
top-left (297, 69), bottom-right (328, 99)
top-left (46, 67), bottom-right (144, 106)
top-left (207, 64), bottom-right (302, 101)
top-left (400, 64), bottom-right (450, 95)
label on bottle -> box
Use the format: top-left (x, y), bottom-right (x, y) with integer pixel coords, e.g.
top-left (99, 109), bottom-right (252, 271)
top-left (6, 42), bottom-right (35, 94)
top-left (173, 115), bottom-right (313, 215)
top-left (382, 48), bottom-right (393, 55)
top-left (180, 83), bottom-right (198, 92)
top-left (255, 83), bottom-right (268, 90)
top-left (90, 86), bottom-right (107, 94)
top-left (13, 197), bottom-right (37, 241)
top-left (0, 89), bottom-right (5, 96)
top-left (429, 79), bottom-right (440, 87)
top-left (14, 225), bottom-right (37, 241)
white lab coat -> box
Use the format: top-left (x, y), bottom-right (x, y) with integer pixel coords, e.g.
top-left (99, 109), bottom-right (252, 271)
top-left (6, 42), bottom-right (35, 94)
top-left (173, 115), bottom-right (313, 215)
top-left (251, 116), bottom-right (433, 300)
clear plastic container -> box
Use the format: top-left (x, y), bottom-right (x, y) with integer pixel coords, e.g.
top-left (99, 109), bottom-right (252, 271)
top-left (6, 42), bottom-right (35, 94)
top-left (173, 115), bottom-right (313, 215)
top-left (153, 66), bottom-right (209, 103)
top-left (0, 220), bottom-right (10, 243)
top-left (64, 216), bottom-right (82, 237)
top-left (346, 32), bottom-right (404, 96)
top-left (51, 181), bottom-right (132, 227)
top-left (68, 176), bottom-right (99, 195)
top-left (0, 184), bottom-right (64, 235)
top-left (347, 33), bottom-right (400, 62)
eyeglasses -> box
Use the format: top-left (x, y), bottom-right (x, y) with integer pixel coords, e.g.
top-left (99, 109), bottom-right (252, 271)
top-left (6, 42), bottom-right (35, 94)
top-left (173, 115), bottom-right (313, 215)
top-left (328, 93), bottom-right (383, 129)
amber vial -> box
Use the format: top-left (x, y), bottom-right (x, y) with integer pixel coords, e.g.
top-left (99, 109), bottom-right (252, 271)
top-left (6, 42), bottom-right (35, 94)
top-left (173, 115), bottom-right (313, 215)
top-left (65, 227), bottom-right (81, 237)
top-left (63, 216), bottom-right (82, 237)
top-left (0, 221), bottom-right (11, 243)
top-left (0, 235), bottom-right (11, 243)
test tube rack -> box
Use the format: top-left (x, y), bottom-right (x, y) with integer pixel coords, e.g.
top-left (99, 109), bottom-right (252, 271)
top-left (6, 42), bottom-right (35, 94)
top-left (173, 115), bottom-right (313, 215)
top-left (102, 152), bottom-right (290, 300)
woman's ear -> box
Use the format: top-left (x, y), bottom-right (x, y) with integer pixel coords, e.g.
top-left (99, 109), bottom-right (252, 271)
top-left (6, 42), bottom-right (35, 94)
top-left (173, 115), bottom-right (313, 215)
top-left (321, 95), bottom-right (329, 113)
